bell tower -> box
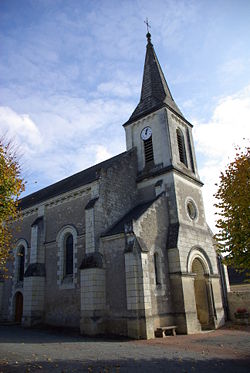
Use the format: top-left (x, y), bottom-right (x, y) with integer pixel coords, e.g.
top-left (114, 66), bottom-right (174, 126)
top-left (124, 32), bottom-right (200, 186)
top-left (123, 32), bottom-right (225, 333)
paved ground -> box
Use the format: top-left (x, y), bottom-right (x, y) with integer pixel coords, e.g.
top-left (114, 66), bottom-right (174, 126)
top-left (0, 323), bottom-right (249, 372)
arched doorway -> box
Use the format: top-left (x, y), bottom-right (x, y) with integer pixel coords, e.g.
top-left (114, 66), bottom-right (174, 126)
top-left (192, 258), bottom-right (210, 329)
top-left (15, 292), bottom-right (23, 323)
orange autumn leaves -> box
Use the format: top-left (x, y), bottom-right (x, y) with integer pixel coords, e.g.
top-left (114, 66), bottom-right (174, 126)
top-left (0, 137), bottom-right (25, 274)
top-left (214, 145), bottom-right (250, 272)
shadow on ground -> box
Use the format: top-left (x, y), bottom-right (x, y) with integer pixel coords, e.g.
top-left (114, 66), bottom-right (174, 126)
top-left (1, 356), bottom-right (250, 373)
top-left (1, 324), bottom-right (250, 373)
top-left (0, 325), bottom-right (130, 344)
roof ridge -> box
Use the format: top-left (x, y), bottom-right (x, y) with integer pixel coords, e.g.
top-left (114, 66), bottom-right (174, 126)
top-left (19, 150), bottom-right (133, 210)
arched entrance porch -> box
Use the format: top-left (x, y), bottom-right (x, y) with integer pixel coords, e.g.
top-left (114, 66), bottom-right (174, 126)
top-left (192, 258), bottom-right (215, 330)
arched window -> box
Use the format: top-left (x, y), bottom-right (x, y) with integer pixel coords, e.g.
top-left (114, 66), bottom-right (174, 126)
top-left (14, 240), bottom-right (28, 287)
top-left (176, 128), bottom-right (187, 167)
top-left (18, 246), bottom-right (25, 282)
top-left (56, 225), bottom-right (78, 289)
top-left (154, 253), bottom-right (161, 285)
top-left (65, 234), bottom-right (73, 276)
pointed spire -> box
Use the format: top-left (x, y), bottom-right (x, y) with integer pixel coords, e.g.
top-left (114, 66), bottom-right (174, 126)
top-left (125, 32), bottom-right (182, 125)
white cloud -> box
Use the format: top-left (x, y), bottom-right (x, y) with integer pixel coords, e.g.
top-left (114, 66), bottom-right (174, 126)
top-left (93, 145), bottom-right (113, 164)
top-left (193, 86), bottom-right (250, 231)
top-left (194, 86), bottom-right (250, 158)
top-left (0, 93), bottom-right (129, 197)
top-left (0, 106), bottom-right (42, 152)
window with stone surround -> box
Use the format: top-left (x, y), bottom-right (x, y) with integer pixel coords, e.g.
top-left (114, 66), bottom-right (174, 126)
top-left (185, 197), bottom-right (199, 222)
top-left (65, 234), bottom-right (73, 275)
top-left (14, 239), bottom-right (28, 287)
top-left (176, 128), bottom-right (188, 167)
top-left (57, 225), bottom-right (78, 289)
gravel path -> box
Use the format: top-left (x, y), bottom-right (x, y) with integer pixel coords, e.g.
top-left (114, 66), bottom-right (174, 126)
top-left (0, 324), bottom-right (249, 372)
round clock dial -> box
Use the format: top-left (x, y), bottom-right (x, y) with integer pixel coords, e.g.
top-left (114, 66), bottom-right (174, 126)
top-left (141, 126), bottom-right (152, 141)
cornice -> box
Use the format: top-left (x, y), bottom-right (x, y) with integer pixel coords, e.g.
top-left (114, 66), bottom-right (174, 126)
top-left (20, 183), bottom-right (94, 217)
top-left (123, 104), bottom-right (193, 129)
top-left (136, 164), bottom-right (203, 186)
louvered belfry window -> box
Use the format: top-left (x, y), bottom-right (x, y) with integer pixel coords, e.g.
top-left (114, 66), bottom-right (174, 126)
top-left (176, 128), bottom-right (188, 167)
top-left (144, 137), bottom-right (154, 163)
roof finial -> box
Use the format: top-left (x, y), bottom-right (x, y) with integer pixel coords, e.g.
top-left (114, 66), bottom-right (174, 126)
top-left (144, 18), bottom-right (151, 43)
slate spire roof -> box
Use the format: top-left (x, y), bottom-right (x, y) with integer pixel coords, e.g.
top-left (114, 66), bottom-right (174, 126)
top-left (124, 32), bottom-right (182, 126)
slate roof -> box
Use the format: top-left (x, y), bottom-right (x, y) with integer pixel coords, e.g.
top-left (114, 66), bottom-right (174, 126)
top-left (101, 197), bottom-right (158, 237)
top-left (19, 151), bottom-right (129, 210)
top-left (124, 33), bottom-right (183, 126)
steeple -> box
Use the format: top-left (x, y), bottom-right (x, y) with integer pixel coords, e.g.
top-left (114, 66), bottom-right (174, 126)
top-left (125, 32), bottom-right (182, 126)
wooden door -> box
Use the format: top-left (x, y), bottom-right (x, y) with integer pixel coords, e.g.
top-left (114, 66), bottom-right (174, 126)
top-left (192, 259), bottom-right (210, 327)
top-left (15, 292), bottom-right (23, 323)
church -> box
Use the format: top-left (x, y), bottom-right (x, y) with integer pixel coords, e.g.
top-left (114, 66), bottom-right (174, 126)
top-left (0, 32), bottom-right (227, 339)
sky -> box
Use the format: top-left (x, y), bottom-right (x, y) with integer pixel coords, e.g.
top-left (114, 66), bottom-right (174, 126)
top-left (0, 0), bottom-right (250, 231)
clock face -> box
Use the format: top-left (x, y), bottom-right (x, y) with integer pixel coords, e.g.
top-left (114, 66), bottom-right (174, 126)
top-left (141, 126), bottom-right (152, 141)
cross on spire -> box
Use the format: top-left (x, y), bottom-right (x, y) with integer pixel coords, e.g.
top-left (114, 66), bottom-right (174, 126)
top-left (144, 18), bottom-right (151, 33)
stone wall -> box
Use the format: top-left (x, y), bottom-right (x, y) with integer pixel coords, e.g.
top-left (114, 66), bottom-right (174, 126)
top-left (133, 195), bottom-right (174, 330)
top-left (45, 192), bottom-right (90, 241)
top-left (227, 290), bottom-right (250, 322)
top-left (96, 149), bottom-right (138, 241)
top-left (103, 237), bottom-right (127, 316)
top-left (2, 187), bottom-right (92, 326)
top-left (43, 193), bottom-right (90, 327)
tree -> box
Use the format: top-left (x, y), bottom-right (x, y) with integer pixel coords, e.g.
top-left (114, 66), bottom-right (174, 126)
top-left (214, 145), bottom-right (250, 272)
top-left (0, 137), bottom-right (25, 275)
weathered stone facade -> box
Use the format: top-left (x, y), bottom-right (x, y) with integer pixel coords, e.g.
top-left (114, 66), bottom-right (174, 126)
top-left (0, 33), bottom-right (227, 338)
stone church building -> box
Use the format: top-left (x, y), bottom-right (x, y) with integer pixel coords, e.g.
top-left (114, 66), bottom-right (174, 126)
top-left (0, 33), bottom-right (227, 338)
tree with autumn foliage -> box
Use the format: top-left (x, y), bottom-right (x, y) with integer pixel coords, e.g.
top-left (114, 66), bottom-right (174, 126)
top-left (0, 137), bottom-right (25, 274)
top-left (214, 145), bottom-right (250, 272)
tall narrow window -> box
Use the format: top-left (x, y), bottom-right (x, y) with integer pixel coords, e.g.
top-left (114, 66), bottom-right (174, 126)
top-left (176, 128), bottom-right (188, 167)
top-left (154, 253), bottom-right (161, 285)
top-left (144, 137), bottom-right (154, 164)
top-left (65, 234), bottom-right (73, 275)
top-left (57, 226), bottom-right (78, 289)
top-left (18, 246), bottom-right (25, 282)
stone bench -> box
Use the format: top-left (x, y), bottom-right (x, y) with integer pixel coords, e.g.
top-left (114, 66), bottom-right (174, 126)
top-left (155, 326), bottom-right (177, 337)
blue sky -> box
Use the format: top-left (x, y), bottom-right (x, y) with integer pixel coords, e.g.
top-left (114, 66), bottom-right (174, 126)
top-left (0, 0), bottom-right (250, 230)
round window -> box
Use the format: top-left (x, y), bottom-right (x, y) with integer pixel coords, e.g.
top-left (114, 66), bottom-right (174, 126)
top-left (187, 200), bottom-right (197, 220)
